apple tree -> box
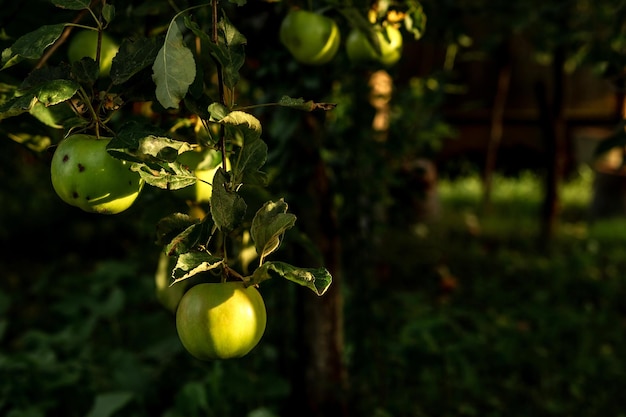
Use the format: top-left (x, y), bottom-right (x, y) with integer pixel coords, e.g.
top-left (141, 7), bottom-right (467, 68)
top-left (0, 0), bottom-right (334, 361)
top-left (0, 0), bottom-right (429, 415)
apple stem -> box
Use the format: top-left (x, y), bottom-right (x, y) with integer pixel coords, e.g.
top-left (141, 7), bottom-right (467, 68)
top-left (224, 264), bottom-right (246, 283)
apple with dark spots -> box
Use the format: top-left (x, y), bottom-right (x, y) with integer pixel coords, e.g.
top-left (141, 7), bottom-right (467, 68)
top-left (50, 134), bottom-right (144, 214)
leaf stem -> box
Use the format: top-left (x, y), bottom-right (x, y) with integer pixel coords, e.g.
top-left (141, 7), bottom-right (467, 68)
top-left (235, 102), bottom-right (281, 111)
top-left (85, 4), bottom-right (101, 28)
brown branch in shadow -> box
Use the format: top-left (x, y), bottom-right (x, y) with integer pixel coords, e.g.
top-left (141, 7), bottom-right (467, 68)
top-left (34, 2), bottom-right (101, 70)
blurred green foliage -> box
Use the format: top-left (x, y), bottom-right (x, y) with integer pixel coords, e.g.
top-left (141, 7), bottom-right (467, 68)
top-left (347, 170), bottom-right (626, 417)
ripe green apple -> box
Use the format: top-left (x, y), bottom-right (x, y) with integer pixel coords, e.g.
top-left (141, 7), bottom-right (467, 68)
top-left (50, 134), bottom-right (144, 214)
top-left (346, 25), bottom-right (403, 67)
top-left (175, 282), bottom-right (267, 360)
top-left (67, 30), bottom-right (119, 77)
top-left (279, 9), bottom-right (341, 65)
top-left (174, 148), bottom-right (230, 203)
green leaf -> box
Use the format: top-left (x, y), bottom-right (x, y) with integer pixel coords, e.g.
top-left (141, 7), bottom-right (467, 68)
top-left (251, 199), bottom-right (296, 264)
top-left (207, 102), bottom-right (230, 121)
top-left (202, 13), bottom-right (246, 91)
top-left (1, 48), bottom-right (23, 70)
top-left (85, 391), bottom-right (134, 417)
top-left (172, 251), bottom-right (224, 284)
top-left (164, 218), bottom-right (214, 257)
top-left (102, 4), bottom-right (116, 24)
top-left (111, 121), bottom-right (168, 147)
top-left (218, 14), bottom-right (246, 91)
top-left (0, 94), bottom-right (37, 120)
top-left (108, 125), bottom-right (198, 189)
top-left (29, 101), bottom-right (75, 128)
top-left (252, 261), bottom-right (332, 296)
top-left (136, 162), bottom-right (196, 190)
top-left (50, 0), bottom-right (91, 10)
top-left (210, 168), bottom-right (247, 232)
top-left (218, 110), bottom-right (262, 144)
top-left (237, 138), bottom-right (268, 186)
top-left (278, 95), bottom-right (337, 112)
top-left (152, 17), bottom-right (196, 109)
top-left (0, 82), bottom-right (18, 105)
top-left (3, 131), bottom-right (52, 152)
top-left (136, 135), bottom-right (193, 162)
top-left (1, 24), bottom-right (66, 70)
top-left (111, 36), bottom-right (162, 85)
top-left (107, 130), bottom-right (197, 190)
top-left (405, 0), bottom-right (427, 40)
top-left (155, 213), bottom-right (198, 246)
top-left (0, 79), bottom-right (79, 121)
top-left (20, 64), bottom-right (72, 90)
top-left (71, 57), bottom-right (99, 85)
top-left (34, 79), bottom-right (79, 106)
top-left (108, 123), bottom-right (193, 164)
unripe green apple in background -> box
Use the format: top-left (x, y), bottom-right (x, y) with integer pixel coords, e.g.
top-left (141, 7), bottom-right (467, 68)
top-left (279, 10), bottom-right (341, 65)
top-left (346, 25), bottom-right (403, 67)
top-left (174, 148), bottom-right (230, 203)
top-left (67, 30), bottom-right (119, 77)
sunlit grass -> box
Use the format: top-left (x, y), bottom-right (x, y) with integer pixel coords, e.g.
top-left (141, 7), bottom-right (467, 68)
top-left (438, 166), bottom-right (626, 243)
top-left (439, 165), bottom-right (593, 212)
top-left (437, 166), bottom-right (596, 240)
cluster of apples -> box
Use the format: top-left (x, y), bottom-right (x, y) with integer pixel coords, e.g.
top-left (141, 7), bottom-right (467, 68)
top-left (279, 9), bottom-right (403, 67)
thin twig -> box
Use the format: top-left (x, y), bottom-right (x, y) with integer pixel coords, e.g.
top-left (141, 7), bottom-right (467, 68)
top-left (210, 0), bottom-right (228, 174)
top-left (35, 10), bottom-right (90, 69)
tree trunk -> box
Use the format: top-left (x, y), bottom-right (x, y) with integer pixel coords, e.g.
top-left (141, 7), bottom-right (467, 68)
top-left (482, 40), bottom-right (512, 212)
top-left (535, 46), bottom-right (567, 242)
top-left (283, 112), bottom-right (348, 417)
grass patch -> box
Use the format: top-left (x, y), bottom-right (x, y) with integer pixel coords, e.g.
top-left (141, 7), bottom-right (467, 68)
top-left (437, 167), bottom-right (596, 241)
top-left (348, 166), bottom-right (626, 417)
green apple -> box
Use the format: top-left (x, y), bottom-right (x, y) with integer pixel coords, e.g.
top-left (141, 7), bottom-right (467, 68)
top-left (68, 30), bottom-right (119, 77)
top-left (346, 25), bottom-right (403, 67)
top-left (279, 9), bottom-right (341, 65)
top-left (176, 282), bottom-right (267, 360)
top-left (50, 134), bottom-right (144, 214)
